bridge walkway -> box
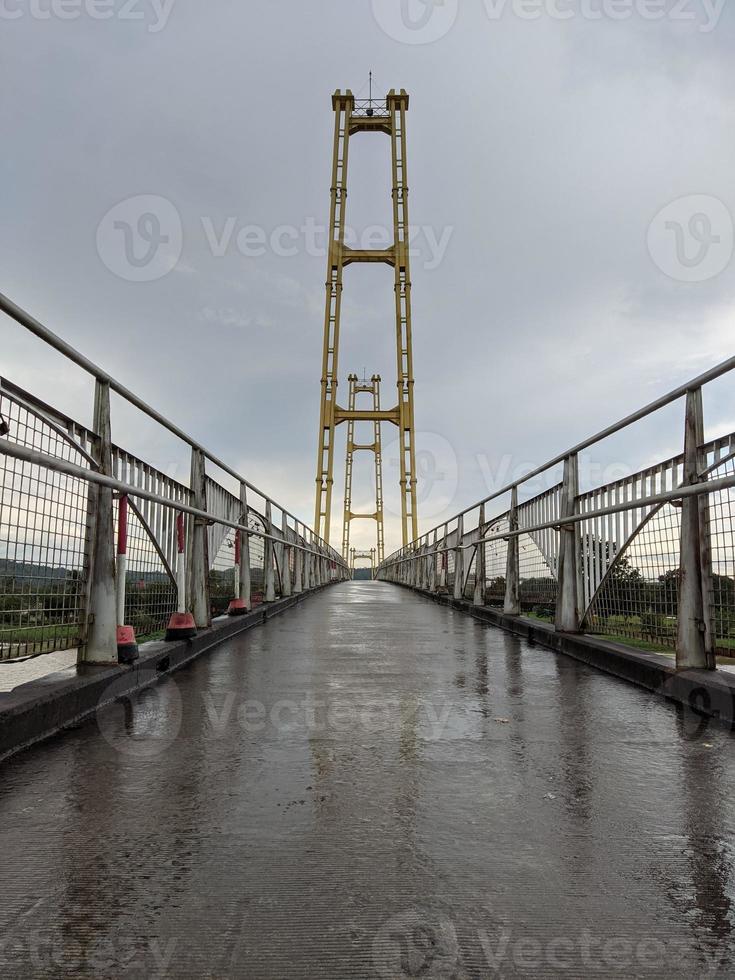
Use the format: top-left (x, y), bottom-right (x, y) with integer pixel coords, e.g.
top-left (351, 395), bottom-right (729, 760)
top-left (1, 582), bottom-right (734, 977)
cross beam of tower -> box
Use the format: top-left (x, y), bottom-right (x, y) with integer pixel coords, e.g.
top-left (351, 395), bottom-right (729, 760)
top-left (314, 88), bottom-right (418, 549)
top-left (350, 548), bottom-right (377, 580)
top-left (342, 374), bottom-right (385, 564)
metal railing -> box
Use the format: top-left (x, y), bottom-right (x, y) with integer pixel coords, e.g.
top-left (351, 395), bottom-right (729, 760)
top-left (351, 99), bottom-right (389, 118)
top-left (377, 356), bottom-right (735, 672)
top-left (0, 292), bottom-right (348, 664)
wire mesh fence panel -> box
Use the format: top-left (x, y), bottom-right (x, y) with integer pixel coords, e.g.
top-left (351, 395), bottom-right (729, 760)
top-left (248, 514), bottom-right (267, 599)
top-left (578, 455), bottom-right (682, 615)
top-left (463, 547), bottom-right (477, 600)
top-left (210, 527), bottom-right (237, 615)
top-left (112, 448), bottom-right (191, 574)
top-left (444, 530), bottom-right (457, 592)
top-left (706, 451), bottom-right (735, 658)
top-left (205, 477), bottom-right (241, 614)
top-left (518, 484), bottom-right (561, 578)
top-left (0, 387), bottom-right (94, 661)
top-left (120, 501), bottom-right (178, 639)
top-left (517, 486), bottom-right (560, 619)
top-left (484, 515), bottom-right (509, 607)
top-left (584, 502), bottom-right (681, 650)
top-left (518, 534), bottom-right (558, 618)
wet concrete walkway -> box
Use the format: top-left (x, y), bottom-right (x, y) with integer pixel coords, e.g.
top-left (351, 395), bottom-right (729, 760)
top-left (1, 581), bottom-right (735, 978)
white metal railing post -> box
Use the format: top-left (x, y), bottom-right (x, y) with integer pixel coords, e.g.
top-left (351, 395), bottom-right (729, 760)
top-left (677, 388), bottom-right (716, 670)
top-left (309, 533), bottom-right (317, 589)
top-left (555, 454), bottom-right (581, 633)
top-left (439, 526), bottom-right (448, 590)
top-left (264, 501), bottom-right (276, 602)
top-left (430, 529), bottom-right (439, 592)
top-left (474, 503), bottom-right (486, 607)
top-left (81, 379), bottom-right (117, 664)
top-left (504, 486), bottom-right (521, 615)
top-left (187, 447), bottom-right (211, 628)
top-left (282, 513), bottom-right (293, 597)
top-left (294, 524), bottom-right (304, 594)
top-left (240, 483), bottom-right (252, 611)
top-left (453, 515), bottom-right (465, 601)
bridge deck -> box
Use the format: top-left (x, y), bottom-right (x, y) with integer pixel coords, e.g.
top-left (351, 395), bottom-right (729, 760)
top-left (1, 582), bottom-right (734, 977)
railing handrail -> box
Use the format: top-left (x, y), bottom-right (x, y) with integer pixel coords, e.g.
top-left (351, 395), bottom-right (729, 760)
top-left (379, 471), bottom-right (735, 567)
top-left (381, 349), bottom-right (735, 565)
top-left (0, 290), bottom-right (330, 552)
top-left (0, 438), bottom-right (342, 562)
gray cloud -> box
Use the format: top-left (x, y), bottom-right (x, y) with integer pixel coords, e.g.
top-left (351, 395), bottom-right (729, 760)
top-left (1, 2), bottom-right (734, 552)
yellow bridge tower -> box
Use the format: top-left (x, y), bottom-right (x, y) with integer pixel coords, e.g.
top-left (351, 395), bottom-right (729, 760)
top-left (341, 373), bottom-right (385, 564)
top-left (314, 87), bottom-right (418, 550)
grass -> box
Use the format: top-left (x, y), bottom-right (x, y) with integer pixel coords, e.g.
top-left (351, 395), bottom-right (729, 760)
top-left (1, 624), bottom-right (79, 644)
top-left (596, 633), bottom-right (675, 655)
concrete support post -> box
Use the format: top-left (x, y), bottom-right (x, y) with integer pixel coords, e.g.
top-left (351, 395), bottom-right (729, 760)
top-left (677, 388), bottom-right (716, 670)
top-left (187, 447), bottom-right (211, 629)
top-left (81, 379), bottom-right (118, 664)
top-left (504, 487), bottom-right (521, 616)
top-left (294, 526), bottom-right (304, 594)
top-left (431, 529), bottom-right (439, 592)
top-left (281, 513), bottom-right (293, 598)
top-left (555, 454), bottom-right (580, 633)
top-left (453, 515), bottom-right (465, 602)
top-left (474, 503), bottom-right (487, 607)
top-left (308, 535), bottom-right (316, 590)
top-left (239, 482), bottom-right (252, 612)
top-left (264, 502), bottom-right (276, 602)
top-left (439, 527), bottom-right (448, 591)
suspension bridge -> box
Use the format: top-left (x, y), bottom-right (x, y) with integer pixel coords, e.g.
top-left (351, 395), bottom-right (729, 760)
top-left (1, 89), bottom-right (735, 978)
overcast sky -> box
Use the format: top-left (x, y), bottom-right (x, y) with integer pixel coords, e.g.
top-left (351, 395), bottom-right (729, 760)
top-left (2, 1), bottom-right (734, 556)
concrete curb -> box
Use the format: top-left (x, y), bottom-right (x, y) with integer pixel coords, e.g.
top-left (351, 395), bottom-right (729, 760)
top-left (0, 584), bottom-right (334, 764)
top-left (399, 584), bottom-right (735, 729)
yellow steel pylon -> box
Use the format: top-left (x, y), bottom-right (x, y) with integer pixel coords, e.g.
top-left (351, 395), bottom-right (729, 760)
top-left (341, 373), bottom-right (385, 563)
top-left (314, 88), bottom-right (418, 551)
